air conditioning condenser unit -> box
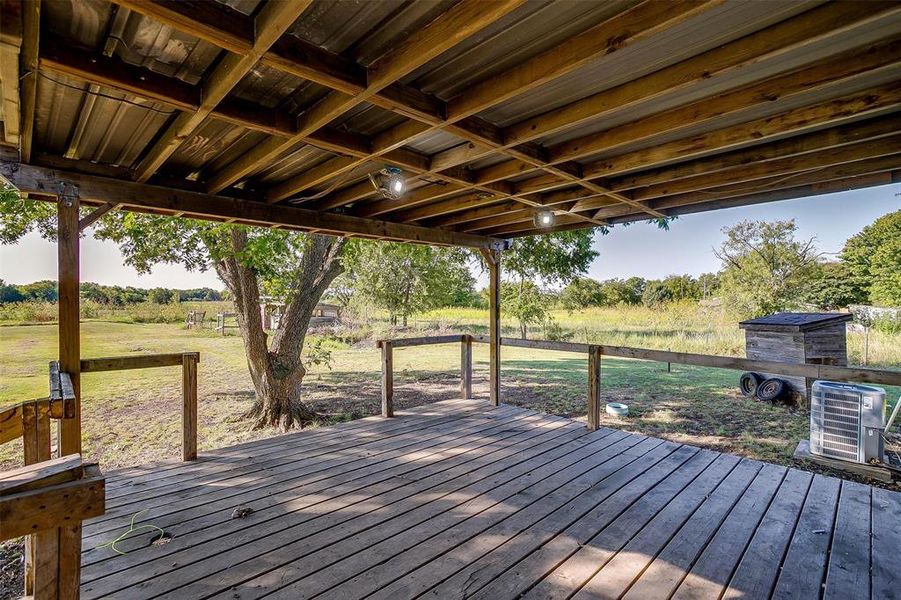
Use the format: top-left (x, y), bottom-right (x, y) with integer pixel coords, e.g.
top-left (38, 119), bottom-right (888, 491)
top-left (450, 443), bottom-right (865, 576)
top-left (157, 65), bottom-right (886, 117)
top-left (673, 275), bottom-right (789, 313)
top-left (810, 381), bottom-right (885, 464)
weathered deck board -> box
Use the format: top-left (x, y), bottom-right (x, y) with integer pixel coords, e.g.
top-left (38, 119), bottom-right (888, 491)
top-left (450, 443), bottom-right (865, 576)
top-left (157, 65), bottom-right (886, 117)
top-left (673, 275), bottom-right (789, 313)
top-left (80, 399), bottom-right (901, 600)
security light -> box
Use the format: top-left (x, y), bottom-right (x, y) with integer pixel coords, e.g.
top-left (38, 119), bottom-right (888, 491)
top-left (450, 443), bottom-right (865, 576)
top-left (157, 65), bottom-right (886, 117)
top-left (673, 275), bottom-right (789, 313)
top-left (534, 210), bottom-right (555, 228)
top-left (369, 167), bottom-right (405, 199)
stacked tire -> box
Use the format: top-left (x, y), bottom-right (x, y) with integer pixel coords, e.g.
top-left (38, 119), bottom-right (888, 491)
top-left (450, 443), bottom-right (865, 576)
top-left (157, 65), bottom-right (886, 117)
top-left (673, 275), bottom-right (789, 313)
top-left (739, 372), bottom-right (786, 403)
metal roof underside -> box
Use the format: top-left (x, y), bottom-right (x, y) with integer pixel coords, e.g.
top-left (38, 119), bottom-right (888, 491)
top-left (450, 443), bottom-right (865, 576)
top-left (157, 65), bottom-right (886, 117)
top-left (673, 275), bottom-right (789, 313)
top-left (0, 0), bottom-right (899, 246)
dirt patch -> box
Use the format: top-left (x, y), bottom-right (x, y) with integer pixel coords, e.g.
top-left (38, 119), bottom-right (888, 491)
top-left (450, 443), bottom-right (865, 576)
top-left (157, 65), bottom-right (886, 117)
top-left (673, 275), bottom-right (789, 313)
top-left (0, 539), bottom-right (23, 600)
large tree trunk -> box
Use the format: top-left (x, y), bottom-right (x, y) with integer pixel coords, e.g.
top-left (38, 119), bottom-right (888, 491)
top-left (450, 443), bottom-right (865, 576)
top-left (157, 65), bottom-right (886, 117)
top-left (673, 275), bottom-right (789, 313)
top-left (215, 230), bottom-right (345, 430)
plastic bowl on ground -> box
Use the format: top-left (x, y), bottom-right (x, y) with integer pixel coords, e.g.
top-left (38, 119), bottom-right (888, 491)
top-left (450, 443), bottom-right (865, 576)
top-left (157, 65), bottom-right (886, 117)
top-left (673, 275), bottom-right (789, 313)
top-left (605, 402), bottom-right (629, 417)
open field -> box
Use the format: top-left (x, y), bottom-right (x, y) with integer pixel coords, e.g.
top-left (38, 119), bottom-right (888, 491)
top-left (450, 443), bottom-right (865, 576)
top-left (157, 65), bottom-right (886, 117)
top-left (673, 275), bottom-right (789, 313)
top-left (1, 309), bottom-right (898, 489)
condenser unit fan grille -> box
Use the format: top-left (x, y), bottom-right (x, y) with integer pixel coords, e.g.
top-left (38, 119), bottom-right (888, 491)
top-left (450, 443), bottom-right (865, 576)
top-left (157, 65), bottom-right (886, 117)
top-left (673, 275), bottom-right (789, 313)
top-left (811, 389), bottom-right (861, 461)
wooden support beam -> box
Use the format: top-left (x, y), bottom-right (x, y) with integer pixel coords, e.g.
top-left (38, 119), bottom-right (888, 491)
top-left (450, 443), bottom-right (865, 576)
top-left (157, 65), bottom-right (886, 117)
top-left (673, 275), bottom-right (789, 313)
top-left (381, 340), bottom-right (393, 418)
top-left (264, 1), bottom-right (718, 219)
top-left (18, 0), bottom-right (38, 161)
top-left (598, 162), bottom-right (901, 223)
top-left (605, 114), bottom-right (901, 191)
top-left (461, 335), bottom-right (472, 400)
top-left (38, 32), bottom-right (575, 224)
top-left (0, 159), bottom-right (503, 249)
top-left (133, 0), bottom-right (312, 181)
top-left (627, 138), bottom-right (901, 204)
top-left (394, 194), bottom-right (499, 223)
top-left (547, 37), bottom-right (901, 166)
top-left (422, 200), bottom-right (522, 228)
top-left (464, 1), bottom-right (901, 186)
top-left (205, 0), bottom-right (525, 194)
top-left (483, 156), bottom-right (901, 235)
top-left (0, 0), bottom-right (23, 145)
top-left (306, 1), bottom-right (718, 218)
top-left (502, 1), bottom-right (901, 148)
top-left (57, 187), bottom-right (81, 457)
top-left (480, 248), bottom-right (502, 406)
top-left (575, 137), bottom-right (901, 217)
top-left (38, 41), bottom-right (371, 156)
top-left (582, 84), bottom-right (901, 180)
top-left (182, 353), bottom-right (198, 461)
top-left (78, 202), bottom-right (118, 232)
top-left (449, 0), bottom-right (719, 120)
top-left (587, 345), bottom-right (601, 432)
top-left (109, 0), bottom-right (254, 55)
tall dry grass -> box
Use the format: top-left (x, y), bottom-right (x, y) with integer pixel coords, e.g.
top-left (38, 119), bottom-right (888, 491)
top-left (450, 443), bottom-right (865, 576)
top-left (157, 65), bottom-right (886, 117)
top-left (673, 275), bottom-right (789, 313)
top-left (415, 303), bottom-right (901, 367)
top-left (0, 300), bottom-right (233, 325)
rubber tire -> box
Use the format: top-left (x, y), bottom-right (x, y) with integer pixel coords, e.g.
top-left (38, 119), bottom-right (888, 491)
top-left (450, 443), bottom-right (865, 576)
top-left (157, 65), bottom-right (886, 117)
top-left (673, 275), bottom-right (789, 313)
top-left (739, 372), bottom-right (763, 397)
top-left (756, 378), bottom-right (786, 402)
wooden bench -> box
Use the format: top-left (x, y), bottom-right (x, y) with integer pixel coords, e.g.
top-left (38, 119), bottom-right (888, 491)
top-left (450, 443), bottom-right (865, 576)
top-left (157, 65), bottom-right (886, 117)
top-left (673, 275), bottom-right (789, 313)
top-left (1, 456), bottom-right (105, 600)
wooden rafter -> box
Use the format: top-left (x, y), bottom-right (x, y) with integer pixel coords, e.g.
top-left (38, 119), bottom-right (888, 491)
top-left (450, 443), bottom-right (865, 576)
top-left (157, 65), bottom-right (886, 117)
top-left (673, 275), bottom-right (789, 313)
top-left (468, 1), bottom-right (901, 179)
top-left (581, 83), bottom-right (901, 181)
top-left (203, 0), bottom-right (527, 194)
top-left (7, 0), bottom-right (899, 244)
top-left (393, 112), bottom-right (901, 228)
top-left (36, 44), bottom-right (595, 227)
top-left (391, 4), bottom-right (901, 213)
top-left (329, 0), bottom-right (901, 221)
top-left (0, 0), bottom-right (23, 145)
top-left (593, 153), bottom-right (901, 221)
top-left (133, 0), bottom-right (313, 181)
top-left (483, 157), bottom-right (901, 237)
top-left (112, 0), bottom-right (706, 221)
top-left (17, 0), bottom-right (38, 160)
top-left (267, 0), bottom-right (719, 218)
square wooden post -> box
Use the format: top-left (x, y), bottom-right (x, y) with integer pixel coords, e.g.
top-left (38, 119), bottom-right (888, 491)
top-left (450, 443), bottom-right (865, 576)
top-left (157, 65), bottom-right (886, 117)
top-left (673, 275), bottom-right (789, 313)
top-left (461, 335), bottom-right (472, 399)
top-left (480, 248), bottom-right (501, 406)
top-left (587, 345), bottom-right (602, 431)
top-left (381, 341), bottom-right (394, 417)
top-left (56, 186), bottom-right (83, 599)
top-left (22, 399), bottom-right (52, 597)
top-left (57, 189), bottom-right (81, 457)
top-left (182, 353), bottom-right (198, 461)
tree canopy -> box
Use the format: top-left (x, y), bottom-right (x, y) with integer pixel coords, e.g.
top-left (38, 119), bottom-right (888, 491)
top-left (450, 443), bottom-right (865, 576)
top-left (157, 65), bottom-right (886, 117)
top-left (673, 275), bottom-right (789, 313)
top-left (841, 209), bottom-right (901, 307)
top-left (342, 241), bottom-right (474, 326)
top-left (714, 219), bottom-right (821, 318)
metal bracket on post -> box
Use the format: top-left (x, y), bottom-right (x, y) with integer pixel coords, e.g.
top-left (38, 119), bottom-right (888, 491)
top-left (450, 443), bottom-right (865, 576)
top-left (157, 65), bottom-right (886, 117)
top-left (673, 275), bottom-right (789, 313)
top-left (56, 181), bottom-right (79, 206)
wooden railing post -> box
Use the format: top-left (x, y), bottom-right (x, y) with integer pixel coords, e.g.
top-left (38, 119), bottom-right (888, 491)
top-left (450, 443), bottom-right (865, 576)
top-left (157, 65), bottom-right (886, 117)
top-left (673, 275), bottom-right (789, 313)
top-left (381, 341), bottom-right (394, 417)
top-left (461, 335), bottom-right (472, 399)
top-left (182, 353), bottom-right (198, 461)
top-left (587, 345), bottom-right (601, 432)
top-left (22, 399), bottom-right (52, 597)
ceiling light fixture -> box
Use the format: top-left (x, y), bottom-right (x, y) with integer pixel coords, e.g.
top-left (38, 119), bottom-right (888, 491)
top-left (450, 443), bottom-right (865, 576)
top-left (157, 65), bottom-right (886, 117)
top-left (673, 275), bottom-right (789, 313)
top-left (534, 210), bottom-right (555, 228)
top-left (369, 166), bottom-right (405, 199)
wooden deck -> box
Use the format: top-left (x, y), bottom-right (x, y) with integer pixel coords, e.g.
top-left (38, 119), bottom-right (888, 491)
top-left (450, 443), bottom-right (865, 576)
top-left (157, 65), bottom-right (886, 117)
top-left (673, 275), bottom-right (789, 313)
top-left (79, 398), bottom-right (900, 600)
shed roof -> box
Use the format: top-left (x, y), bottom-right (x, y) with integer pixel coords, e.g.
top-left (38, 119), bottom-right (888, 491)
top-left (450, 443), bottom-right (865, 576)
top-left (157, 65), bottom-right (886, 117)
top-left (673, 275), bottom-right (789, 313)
top-left (739, 312), bottom-right (854, 332)
top-left (0, 0), bottom-right (899, 247)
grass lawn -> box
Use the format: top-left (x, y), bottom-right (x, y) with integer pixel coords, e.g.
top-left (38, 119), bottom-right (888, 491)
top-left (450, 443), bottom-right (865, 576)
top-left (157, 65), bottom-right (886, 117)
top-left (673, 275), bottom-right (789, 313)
top-left (3, 319), bottom-right (898, 491)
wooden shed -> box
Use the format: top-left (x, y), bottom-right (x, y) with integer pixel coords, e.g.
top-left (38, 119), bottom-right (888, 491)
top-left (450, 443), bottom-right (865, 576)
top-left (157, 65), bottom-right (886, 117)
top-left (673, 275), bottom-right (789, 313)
top-left (739, 312), bottom-right (853, 405)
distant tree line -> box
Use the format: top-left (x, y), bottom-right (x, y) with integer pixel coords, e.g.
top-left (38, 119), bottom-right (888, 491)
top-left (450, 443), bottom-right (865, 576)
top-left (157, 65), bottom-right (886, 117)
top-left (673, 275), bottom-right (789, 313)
top-left (0, 280), bottom-right (226, 305)
top-left (557, 210), bottom-right (899, 317)
top-left (558, 273), bottom-right (720, 310)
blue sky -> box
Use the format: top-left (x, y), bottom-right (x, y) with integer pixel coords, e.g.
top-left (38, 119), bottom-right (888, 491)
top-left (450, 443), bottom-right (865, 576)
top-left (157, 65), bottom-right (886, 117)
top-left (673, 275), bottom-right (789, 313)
top-left (1, 183), bottom-right (899, 289)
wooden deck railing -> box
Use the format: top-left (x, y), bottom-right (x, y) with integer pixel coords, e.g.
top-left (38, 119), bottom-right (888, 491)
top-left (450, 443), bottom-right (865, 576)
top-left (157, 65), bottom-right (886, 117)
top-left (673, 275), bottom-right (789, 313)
top-left (377, 334), bottom-right (901, 431)
top-left (1, 353), bottom-right (196, 599)
top-left (80, 352), bottom-right (200, 461)
top-left (376, 335), bottom-right (472, 418)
